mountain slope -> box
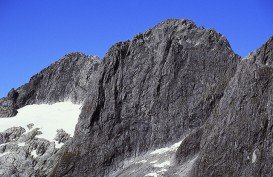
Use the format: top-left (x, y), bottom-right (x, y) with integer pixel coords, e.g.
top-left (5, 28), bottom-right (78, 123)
top-left (191, 37), bottom-right (273, 177)
top-left (50, 19), bottom-right (239, 177)
top-left (0, 52), bottom-right (100, 176)
top-left (0, 52), bottom-right (100, 117)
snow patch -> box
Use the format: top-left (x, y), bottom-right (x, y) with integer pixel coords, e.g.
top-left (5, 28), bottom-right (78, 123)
top-left (0, 152), bottom-right (10, 157)
top-left (136, 160), bottom-right (147, 163)
top-left (108, 135), bottom-right (191, 177)
top-left (145, 172), bottom-right (158, 177)
top-left (31, 150), bottom-right (38, 158)
top-left (195, 41), bottom-right (201, 46)
top-left (18, 142), bottom-right (25, 147)
top-left (150, 160), bottom-right (158, 164)
top-left (150, 147), bottom-right (170, 155)
top-left (150, 141), bottom-right (182, 155)
top-left (0, 102), bottom-right (81, 142)
top-left (153, 160), bottom-right (170, 168)
top-left (157, 169), bottom-right (167, 173)
top-left (54, 141), bottom-right (64, 149)
top-left (252, 150), bottom-right (257, 163)
top-left (0, 143), bottom-right (8, 147)
top-left (109, 139), bottom-right (185, 177)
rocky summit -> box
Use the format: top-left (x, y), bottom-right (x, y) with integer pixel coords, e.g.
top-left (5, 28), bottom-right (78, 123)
top-left (0, 19), bottom-right (272, 177)
top-left (0, 52), bottom-right (100, 117)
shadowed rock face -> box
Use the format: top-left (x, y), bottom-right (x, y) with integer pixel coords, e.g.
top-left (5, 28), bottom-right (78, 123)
top-left (50, 19), bottom-right (239, 177)
top-left (0, 52), bottom-right (100, 118)
top-left (191, 37), bottom-right (273, 177)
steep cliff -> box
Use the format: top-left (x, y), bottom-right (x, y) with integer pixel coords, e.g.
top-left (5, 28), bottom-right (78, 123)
top-left (51, 19), bottom-right (239, 177)
top-left (190, 37), bottom-right (273, 177)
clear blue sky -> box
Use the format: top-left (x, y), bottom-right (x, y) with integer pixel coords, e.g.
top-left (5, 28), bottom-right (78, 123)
top-left (0, 0), bottom-right (272, 98)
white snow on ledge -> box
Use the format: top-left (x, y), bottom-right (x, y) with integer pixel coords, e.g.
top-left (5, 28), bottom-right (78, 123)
top-left (0, 102), bottom-right (82, 142)
top-left (109, 138), bottom-right (187, 177)
top-left (150, 141), bottom-right (182, 155)
top-left (31, 150), bottom-right (38, 158)
top-left (0, 152), bottom-right (10, 157)
top-left (18, 142), bottom-right (26, 147)
top-left (108, 132), bottom-right (201, 177)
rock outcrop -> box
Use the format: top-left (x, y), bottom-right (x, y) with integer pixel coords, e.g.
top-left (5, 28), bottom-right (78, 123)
top-left (50, 19), bottom-right (239, 177)
top-left (0, 126), bottom-right (71, 177)
top-left (0, 52), bottom-right (100, 118)
top-left (190, 37), bottom-right (273, 177)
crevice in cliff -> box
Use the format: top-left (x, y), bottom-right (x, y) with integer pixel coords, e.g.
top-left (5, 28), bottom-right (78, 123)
top-left (90, 71), bottom-right (106, 127)
top-left (155, 38), bottom-right (173, 97)
top-left (114, 85), bottom-right (122, 124)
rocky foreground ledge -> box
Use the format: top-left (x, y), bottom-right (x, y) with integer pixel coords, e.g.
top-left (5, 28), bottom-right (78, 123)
top-left (0, 102), bottom-right (81, 177)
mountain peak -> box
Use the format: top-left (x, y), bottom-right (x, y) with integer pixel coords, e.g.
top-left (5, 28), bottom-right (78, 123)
top-left (156, 18), bottom-right (197, 28)
top-left (1, 19), bottom-right (272, 177)
top-left (0, 52), bottom-right (101, 118)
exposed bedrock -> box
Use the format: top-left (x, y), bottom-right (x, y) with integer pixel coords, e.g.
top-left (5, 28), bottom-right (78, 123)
top-left (0, 52), bottom-right (100, 118)
top-left (51, 19), bottom-right (240, 177)
top-left (191, 37), bottom-right (273, 177)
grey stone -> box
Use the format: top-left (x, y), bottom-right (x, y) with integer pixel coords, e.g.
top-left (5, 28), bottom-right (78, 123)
top-left (50, 19), bottom-right (239, 177)
top-left (175, 127), bottom-right (203, 165)
top-left (0, 126), bottom-right (69, 177)
top-left (54, 129), bottom-right (70, 143)
top-left (0, 52), bottom-right (100, 118)
top-left (0, 127), bottom-right (26, 144)
top-left (191, 37), bottom-right (273, 177)
top-left (27, 123), bottom-right (34, 130)
top-left (0, 89), bottom-right (18, 117)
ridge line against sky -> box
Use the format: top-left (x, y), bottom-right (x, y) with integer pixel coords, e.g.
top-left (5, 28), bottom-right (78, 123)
top-left (0, 0), bottom-right (272, 98)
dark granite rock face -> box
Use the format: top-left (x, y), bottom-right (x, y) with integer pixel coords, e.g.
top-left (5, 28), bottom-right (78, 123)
top-left (50, 19), bottom-right (239, 177)
top-left (191, 37), bottom-right (273, 177)
top-left (0, 52), bottom-right (100, 118)
top-left (0, 89), bottom-right (19, 117)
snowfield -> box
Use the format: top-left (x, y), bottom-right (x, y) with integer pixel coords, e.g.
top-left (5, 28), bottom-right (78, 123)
top-left (109, 135), bottom-right (198, 177)
top-left (0, 102), bottom-right (82, 142)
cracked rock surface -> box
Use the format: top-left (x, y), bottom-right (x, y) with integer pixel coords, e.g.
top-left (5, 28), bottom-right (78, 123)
top-left (191, 37), bottom-right (273, 177)
top-left (0, 126), bottom-right (71, 177)
top-left (50, 19), bottom-right (239, 177)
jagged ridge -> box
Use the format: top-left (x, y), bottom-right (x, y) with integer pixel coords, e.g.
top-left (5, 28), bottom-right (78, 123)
top-left (0, 52), bottom-right (100, 117)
